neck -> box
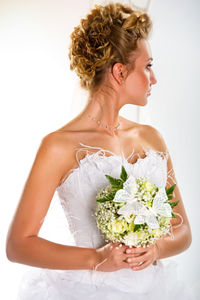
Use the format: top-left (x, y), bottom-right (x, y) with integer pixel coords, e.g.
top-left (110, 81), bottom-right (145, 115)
top-left (81, 93), bottom-right (121, 136)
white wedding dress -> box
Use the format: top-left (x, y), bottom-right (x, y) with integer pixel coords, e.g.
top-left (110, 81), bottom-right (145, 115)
top-left (17, 142), bottom-right (195, 300)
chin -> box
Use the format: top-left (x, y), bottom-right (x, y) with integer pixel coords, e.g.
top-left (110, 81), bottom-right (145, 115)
top-left (129, 96), bottom-right (148, 106)
top-left (138, 99), bottom-right (148, 106)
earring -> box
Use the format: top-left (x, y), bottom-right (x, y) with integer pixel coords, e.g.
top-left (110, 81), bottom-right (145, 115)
top-left (121, 79), bottom-right (125, 84)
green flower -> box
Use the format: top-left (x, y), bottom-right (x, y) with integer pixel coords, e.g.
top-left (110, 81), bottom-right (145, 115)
top-left (128, 221), bottom-right (135, 231)
top-left (143, 180), bottom-right (155, 192)
top-left (146, 200), bottom-right (152, 207)
top-left (108, 219), bottom-right (128, 234)
top-left (160, 216), bottom-right (171, 226)
top-left (151, 228), bottom-right (162, 238)
top-left (137, 231), bottom-right (148, 241)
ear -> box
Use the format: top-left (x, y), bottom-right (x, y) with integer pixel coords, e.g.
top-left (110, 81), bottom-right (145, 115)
top-left (112, 62), bottom-right (126, 85)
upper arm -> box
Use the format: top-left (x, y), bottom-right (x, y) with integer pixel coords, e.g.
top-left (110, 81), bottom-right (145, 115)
top-left (7, 132), bottom-right (72, 244)
top-left (144, 125), bottom-right (192, 235)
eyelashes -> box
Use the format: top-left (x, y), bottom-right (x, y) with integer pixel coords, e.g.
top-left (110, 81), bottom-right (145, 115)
top-left (147, 63), bottom-right (153, 69)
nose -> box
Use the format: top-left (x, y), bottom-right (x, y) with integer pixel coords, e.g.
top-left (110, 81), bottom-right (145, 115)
top-left (151, 69), bottom-right (157, 85)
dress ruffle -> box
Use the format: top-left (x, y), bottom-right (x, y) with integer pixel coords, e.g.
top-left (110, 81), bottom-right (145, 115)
top-left (17, 259), bottom-right (195, 300)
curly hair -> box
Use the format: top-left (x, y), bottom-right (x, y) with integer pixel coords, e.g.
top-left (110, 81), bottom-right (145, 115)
top-left (68, 2), bottom-right (152, 94)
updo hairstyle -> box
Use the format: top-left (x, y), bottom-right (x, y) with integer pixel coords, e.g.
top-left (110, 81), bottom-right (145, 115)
top-left (68, 2), bottom-right (152, 95)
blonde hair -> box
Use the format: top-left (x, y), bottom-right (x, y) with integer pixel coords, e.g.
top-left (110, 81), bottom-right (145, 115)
top-left (68, 2), bottom-right (152, 94)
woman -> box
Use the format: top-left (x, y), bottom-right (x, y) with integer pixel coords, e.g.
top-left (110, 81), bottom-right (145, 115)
top-left (6, 2), bottom-right (193, 299)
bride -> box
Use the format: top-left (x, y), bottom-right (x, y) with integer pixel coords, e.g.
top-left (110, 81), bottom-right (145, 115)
top-left (6, 2), bottom-right (194, 299)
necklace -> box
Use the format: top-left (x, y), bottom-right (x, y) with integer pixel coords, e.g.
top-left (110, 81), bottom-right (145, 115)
top-left (87, 113), bottom-right (121, 131)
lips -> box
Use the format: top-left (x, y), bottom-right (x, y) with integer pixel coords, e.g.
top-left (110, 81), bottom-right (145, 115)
top-left (147, 90), bottom-right (151, 95)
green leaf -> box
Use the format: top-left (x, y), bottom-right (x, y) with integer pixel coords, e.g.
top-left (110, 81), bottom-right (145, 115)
top-left (97, 196), bottom-right (110, 203)
top-left (171, 212), bottom-right (177, 218)
top-left (120, 165), bottom-right (128, 182)
top-left (96, 189), bottom-right (118, 203)
top-left (166, 184), bottom-right (176, 196)
top-left (109, 191), bottom-right (118, 199)
top-left (105, 175), bottom-right (123, 189)
top-left (170, 200), bottom-right (180, 208)
top-left (134, 224), bottom-right (142, 232)
top-left (168, 195), bottom-right (173, 201)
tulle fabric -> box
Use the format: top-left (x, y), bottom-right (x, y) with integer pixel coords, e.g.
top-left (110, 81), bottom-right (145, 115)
top-left (17, 260), bottom-right (195, 300)
top-left (16, 142), bottom-right (196, 299)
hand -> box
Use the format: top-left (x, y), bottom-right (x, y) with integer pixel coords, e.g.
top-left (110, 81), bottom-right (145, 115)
top-left (94, 241), bottom-right (133, 272)
top-left (125, 243), bottom-right (160, 271)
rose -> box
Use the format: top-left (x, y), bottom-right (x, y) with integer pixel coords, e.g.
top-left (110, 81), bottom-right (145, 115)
top-left (107, 219), bottom-right (128, 234)
top-left (124, 231), bottom-right (148, 247)
top-left (151, 228), bottom-right (162, 239)
top-left (160, 216), bottom-right (171, 226)
top-left (142, 180), bottom-right (155, 193)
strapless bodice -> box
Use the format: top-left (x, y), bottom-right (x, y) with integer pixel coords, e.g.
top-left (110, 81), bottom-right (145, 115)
top-left (56, 142), bottom-right (169, 249)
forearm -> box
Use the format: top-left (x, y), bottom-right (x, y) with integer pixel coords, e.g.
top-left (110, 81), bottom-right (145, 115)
top-left (156, 224), bottom-right (192, 260)
top-left (7, 235), bottom-right (97, 270)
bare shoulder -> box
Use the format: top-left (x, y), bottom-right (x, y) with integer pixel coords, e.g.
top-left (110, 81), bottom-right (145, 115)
top-left (39, 131), bottom-right (72, 161)
top-left (141, 124), bottom-right (176, 183)
top-left (121, 117), bottom-right (168, 153)
top-left (38, 130), bottom-right (76, 186)
top-left (141, 124), bottom-right (168, 154)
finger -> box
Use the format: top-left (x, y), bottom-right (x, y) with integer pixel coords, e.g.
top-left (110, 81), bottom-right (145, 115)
top-left (120, 244), bottom-right (130, 252)
top-left (112, 242), bottom-right (124, 250)
top-left (125, 250), bottom-right (147, 259)
top-left (111, 244), bottom-right (123, 252)
top-left (121, 253), bottom-right (141, 263)
top-left (125, 246), bottom-right (148, 254)
top-left (131, 260), bottom-right (151, 271)
top-left (120, 261), bottom-right (133, 269)
top-left (126, 252), bottom-right (144, 258)
top-left (112, 241), bottom-right (122, 246)
top-left (122, 253), bottom-right (132, 261)
top-left (126, 253), bottom-right (148, 264)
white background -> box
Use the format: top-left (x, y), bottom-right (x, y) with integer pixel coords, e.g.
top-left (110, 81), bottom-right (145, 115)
top-left (0, 0), bottom-right (199, 299)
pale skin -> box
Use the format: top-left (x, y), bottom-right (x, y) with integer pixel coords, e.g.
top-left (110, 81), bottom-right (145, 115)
top-left (6, 38), bottom-right (192, 272)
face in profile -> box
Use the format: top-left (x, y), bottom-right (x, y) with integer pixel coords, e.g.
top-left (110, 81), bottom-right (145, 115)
top-left (124, 38), bottom-right (157, 106)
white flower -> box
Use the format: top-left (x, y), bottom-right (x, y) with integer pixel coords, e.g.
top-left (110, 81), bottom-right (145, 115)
top-left (134, 186), bottom-right (172, 229)
top-left (124, 232), bottom-right (139, 247)
top-left (124, 231), bottom-right (148, 247)
top-left (124, 214), bottom-right (135, 223)
top-left (151, 228), bottom-right (162, 239)
top-left (114, 175), bottom-right (172, 229)
top-left (113, 175), bottom-right (138, 204)
top-left (113, 175), bottom-right (146, 216)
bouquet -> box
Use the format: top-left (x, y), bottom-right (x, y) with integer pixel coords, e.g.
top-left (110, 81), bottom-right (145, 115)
top-left (94, 165), bottom-right (179, 247)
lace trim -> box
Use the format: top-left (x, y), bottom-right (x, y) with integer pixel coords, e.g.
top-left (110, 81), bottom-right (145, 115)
top-left (57, 142), bottom-right (169, 188)
top-left (76, 142), bottom-right (169, 164)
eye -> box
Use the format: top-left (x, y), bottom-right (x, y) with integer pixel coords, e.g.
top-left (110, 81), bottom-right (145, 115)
top-left (146, 63), bottom-right (153, 69)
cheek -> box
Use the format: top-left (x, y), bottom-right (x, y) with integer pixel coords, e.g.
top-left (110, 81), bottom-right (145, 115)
top-left (126, 73), bottom-right (148, 94)
top-left (139, 70), bottom-right (149, 86)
